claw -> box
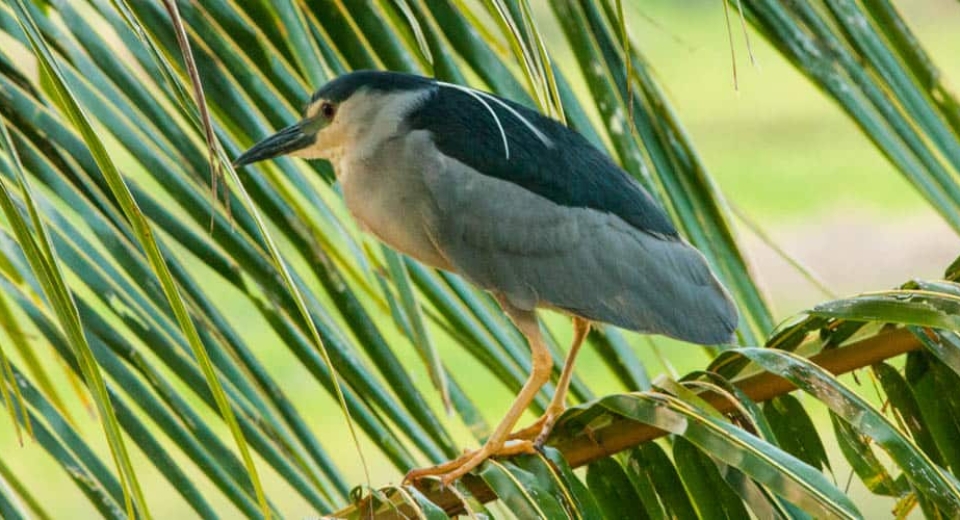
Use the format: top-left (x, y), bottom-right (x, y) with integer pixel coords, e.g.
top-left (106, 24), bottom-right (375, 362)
top-left (404, 439), bottom-right (536, 486)
top-left (404, 410), bottom-right (565, 486)
top-left (404, 312), bottom-right (581, 487)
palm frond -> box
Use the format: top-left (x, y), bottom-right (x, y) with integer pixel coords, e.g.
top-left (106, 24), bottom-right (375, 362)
top-left (1, 0), bottom-right (959, 518)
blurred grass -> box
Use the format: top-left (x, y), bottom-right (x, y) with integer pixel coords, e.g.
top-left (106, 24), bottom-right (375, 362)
top-left (569, 2), bottom-right (958, 223)
top-left (1, 2), bottom-right (959, 519)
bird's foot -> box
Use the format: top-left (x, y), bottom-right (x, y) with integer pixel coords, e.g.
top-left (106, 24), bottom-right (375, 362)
top-left (404, 439), bottom-right (535, 486)
top-left (507, 405), bottom-right (565, 447)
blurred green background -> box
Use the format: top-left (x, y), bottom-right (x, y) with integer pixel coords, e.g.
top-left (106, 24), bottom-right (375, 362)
top-left (1, 1), bottom-right (959, 518)
top-left (545, 0), bottom-right (960, 317)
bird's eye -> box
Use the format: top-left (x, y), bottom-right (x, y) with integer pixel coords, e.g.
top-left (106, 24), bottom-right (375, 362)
top-left (320, 101), bottom-right (337, 119)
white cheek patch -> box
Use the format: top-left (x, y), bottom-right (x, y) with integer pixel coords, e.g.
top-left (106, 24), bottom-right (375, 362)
top-left (290, 89), bottom-right (432, 167)
top-left (343, 89), bottom-right (432, 159)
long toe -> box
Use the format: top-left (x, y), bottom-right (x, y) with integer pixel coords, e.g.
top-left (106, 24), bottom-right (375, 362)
top-left (404, 440), bottom-right (536, 486)
top-left (508, 406), bottom-right (565, 444)
top-left (438, 440), bottom-right (535, 486)
top-left (507, 415), bottom-right (550, 441)
top-left (403, 450), bottom-right (474, 484)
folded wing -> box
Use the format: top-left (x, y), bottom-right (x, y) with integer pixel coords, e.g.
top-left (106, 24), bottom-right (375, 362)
top-left (425, 158), bottom-right (738, 345)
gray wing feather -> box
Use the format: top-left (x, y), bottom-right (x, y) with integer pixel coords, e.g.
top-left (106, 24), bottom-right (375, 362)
top-left (425, 159), bottom-right (738, 345)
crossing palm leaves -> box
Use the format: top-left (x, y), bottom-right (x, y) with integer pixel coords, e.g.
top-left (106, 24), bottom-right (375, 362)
top-left (0, 0), bottom-right (959, 518)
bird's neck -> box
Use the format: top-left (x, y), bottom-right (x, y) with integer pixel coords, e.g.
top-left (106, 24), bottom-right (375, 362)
top-left (339, 89), bottom-right (433, 165)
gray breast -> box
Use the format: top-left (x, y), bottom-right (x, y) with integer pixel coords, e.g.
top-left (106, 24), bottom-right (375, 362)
top-left (339, 131), bottom-right (451, 271)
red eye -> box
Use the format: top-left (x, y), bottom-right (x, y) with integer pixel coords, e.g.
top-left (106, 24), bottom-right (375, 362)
top-left (320, 102), bottom-right (336, 119)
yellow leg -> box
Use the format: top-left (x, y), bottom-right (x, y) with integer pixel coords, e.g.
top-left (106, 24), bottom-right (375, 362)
top-left (509, 317), bottom-right (591, 445)
top-left (405, 303), bottom-right (552, 485)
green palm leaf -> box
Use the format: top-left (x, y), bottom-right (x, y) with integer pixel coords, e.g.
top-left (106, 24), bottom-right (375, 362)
top-left (2, 1), bottom-right (960, 518)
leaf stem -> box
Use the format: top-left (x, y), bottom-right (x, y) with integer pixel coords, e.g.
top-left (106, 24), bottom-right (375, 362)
top-left (412, 327), bottom-right (921, 515)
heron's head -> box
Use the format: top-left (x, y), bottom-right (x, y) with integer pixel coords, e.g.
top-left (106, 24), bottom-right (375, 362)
top-left (234, 70), bottom-right (434, 169)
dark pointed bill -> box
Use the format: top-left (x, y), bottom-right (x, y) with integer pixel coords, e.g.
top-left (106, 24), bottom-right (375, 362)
top-left (233, 122), bottom-right (315, 167)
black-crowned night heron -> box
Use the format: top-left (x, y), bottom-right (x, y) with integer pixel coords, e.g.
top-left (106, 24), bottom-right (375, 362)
top-left (235, 70), bottom-right (738, 484)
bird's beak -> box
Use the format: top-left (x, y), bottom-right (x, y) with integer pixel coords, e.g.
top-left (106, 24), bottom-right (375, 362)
top-left (233, 121), bottom-right (317, 167)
